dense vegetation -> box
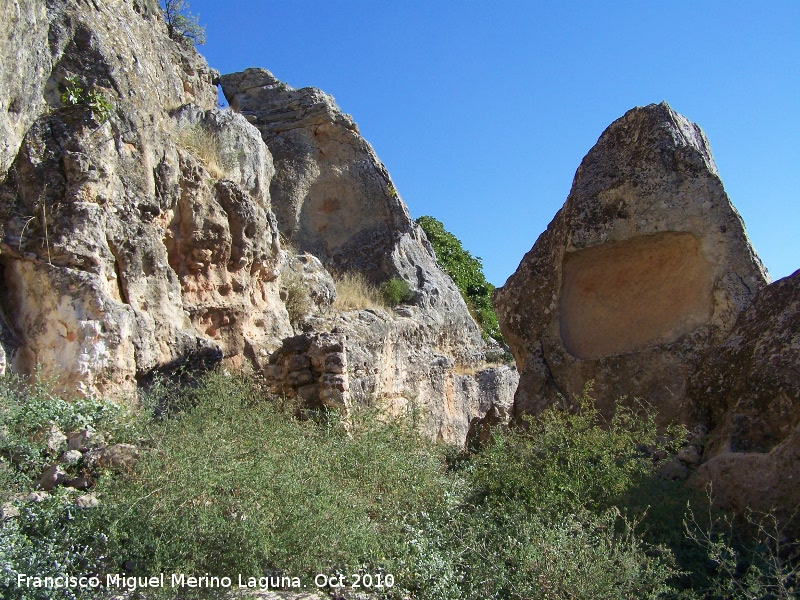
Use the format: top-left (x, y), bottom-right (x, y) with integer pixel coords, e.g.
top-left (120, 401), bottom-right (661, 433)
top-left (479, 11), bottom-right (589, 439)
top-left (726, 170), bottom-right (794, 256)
top-left (416, 216), bottom-right (504, 345)
top-left (1, 373), bottom-right (796, 599)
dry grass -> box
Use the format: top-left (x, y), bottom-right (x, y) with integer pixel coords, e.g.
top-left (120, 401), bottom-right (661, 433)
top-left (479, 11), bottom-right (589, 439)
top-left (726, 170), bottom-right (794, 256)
top-left (280, 270), bottom-right (312, 323)
top-left (177, 123), bottom-right (229, 180)
top-left (333, 271), bottom-right (386, 311)
top-left (453, 362), bottom-right (505, 377)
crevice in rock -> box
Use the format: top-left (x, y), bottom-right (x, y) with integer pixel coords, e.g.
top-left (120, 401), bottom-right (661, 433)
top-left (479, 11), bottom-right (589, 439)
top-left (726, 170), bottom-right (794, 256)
top-left (106, 238), bottom-right (130, 305)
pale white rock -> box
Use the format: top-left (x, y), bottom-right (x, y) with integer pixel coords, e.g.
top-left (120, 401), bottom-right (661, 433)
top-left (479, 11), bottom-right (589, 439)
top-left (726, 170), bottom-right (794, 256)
top-left (59, 449), bottom-right (83, 465)
top-left (74, 493), bottom-right (100, 509)
top-left (0, 0), bottom-right (290, 396)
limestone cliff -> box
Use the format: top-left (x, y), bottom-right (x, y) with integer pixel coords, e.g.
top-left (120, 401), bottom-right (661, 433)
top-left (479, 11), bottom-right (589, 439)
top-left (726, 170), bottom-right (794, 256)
top-left (0, 2), bottom-right (516, 445)
top-left (221, 69), bottom-right (517, 443)
top-left (0, 0), bottom-right (291, 395)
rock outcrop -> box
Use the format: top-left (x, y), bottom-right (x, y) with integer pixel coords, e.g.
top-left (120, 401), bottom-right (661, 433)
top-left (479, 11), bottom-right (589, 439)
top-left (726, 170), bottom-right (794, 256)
top-left (221, 68), bottom-right (518, 443)
top-left (219, 69), bottom-right (483, 350)
top-left (493, 102), bottom-right (767, 424)
top-left (687, 270), bottom-right (800, 534)
top-left (0, 4), bottom-right (515, 445)
top-left (0, 0), bottom-right (290, 395)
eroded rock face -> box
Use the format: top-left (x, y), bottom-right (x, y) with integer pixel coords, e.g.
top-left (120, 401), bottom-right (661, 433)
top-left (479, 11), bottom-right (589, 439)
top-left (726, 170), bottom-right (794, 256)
top-left (263, 309), bottom-right (519, 444)
top-left (219, 68), bottom-right (484, 357)
top-left (687, 271), bottom-right (800, 534)
top-left (220, 68), bottom-right (517, 444)
top-left (494, 102), bottom-right (768, 423)
top-left (0, 0), bottom-right (290, 395)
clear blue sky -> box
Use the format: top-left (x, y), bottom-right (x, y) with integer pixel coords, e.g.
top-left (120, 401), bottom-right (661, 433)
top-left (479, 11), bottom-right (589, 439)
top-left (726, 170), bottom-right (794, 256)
top-left (187, 0), bottom-right (799, 286)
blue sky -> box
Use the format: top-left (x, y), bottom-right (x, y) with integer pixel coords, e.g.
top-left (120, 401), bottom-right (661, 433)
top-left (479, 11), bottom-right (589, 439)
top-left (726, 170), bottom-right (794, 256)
top-left (187, 0), bottom-right (799, 286)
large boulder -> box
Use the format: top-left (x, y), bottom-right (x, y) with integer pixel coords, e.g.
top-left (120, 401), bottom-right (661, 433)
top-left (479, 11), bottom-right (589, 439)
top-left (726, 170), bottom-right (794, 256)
top-left (687, 270), bottom-right (800, 534)
top-left (0, 0), bottom-right (290, 396)
top-left (493, 102), bottom-right (768, 423)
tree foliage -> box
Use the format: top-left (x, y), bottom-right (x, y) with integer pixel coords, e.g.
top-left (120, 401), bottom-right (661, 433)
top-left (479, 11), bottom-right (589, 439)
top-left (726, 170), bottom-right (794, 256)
top-left (416, 216), bottom-right (503, 344)
top-left (161, 0), bottom-right (206, 45)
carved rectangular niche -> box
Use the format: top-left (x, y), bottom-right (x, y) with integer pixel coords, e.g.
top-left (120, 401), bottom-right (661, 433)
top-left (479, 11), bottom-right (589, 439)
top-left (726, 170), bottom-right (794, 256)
top-left (559, 232), bottom-right (713, 359)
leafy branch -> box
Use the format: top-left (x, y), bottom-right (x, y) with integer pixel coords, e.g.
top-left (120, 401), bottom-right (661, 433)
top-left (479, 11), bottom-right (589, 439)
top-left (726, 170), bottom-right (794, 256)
top-left (59, 76), bottom-right (113, 124)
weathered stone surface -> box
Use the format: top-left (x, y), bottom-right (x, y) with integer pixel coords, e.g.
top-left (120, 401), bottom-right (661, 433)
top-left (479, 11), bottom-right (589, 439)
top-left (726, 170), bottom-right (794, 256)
top-left (1, 3), bottom-right (514, 447)
top-left (219, 68), bottom-right (484, 356)
top-left (74, 492), bottom-right (100, 509)
top-left (1, 501), bottom-right (19, 521)
top-left (0, 1), bottom-right (290, 396)
top-left (42, 423), bottom-right (67, 454)
top-left (37, 464), bottom-right (67, 490)
top-left (67, 427), bottom-right (104, 451)
top-left (262, 309), bottom-right (518, 445)
top-left (59, 449), bottom-right (83, 465)
top-left (220, 68), bottom-right (517, 443)
top-left (494, 102), bottom-right (767, 424)
top-left (279, 251), bottom-right (337, 322)
top-left (689, 270), bottom-right (800, 455)
top-left (95, 443), bottom-right (139, 471)
top-left (687, 270), bottom-right (800, 534)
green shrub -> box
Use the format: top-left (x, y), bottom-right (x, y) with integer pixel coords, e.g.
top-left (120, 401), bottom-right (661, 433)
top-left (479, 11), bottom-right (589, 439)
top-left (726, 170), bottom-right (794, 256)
top-left (59, 76), bottom-right (113, 124)
top-left (0, 374), bottom-right (131, 496)
top-left (0, 375), bottom-right (131, 599)
top-left (380, 276), bottom-right (415, 306)
top-left (416, 216), bottom-right (503, 344)
top-left (0, 491), bottom-right (111, 600)
top-left (1, 374), bottom-right (796, 599)
top-left (97, 372), bottom-right (459, 593)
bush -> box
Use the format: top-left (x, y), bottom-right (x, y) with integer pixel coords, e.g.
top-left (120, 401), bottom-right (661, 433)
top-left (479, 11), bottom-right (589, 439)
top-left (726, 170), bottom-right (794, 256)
top-left (1, 374), bottom-right (797, 599)
top-left (96, 372), bottom-right (459, 594)
top-left (59, 76), bottom-right (113, 124)
top-left (0, 374), bottom-right (135, 599)
top-left (0, 491), bottom-right (111, 600)
top-left (416, 216), bottom-right (503, 344)
top-left (380, 276), bottom-right (415, 306)
top-left (0, 374), bottom-right (131, 496)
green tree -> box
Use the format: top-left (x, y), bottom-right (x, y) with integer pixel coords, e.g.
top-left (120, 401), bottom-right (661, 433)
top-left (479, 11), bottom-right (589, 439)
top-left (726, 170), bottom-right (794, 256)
top-left (161, 0), bottom-right (206, 45)
top-left (416, 216), bottom-right (504, 345)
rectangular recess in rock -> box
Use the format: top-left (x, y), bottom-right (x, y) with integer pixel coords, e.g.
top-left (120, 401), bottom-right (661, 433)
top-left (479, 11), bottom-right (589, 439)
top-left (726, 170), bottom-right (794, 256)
top-left (559, 232), bottom-right (713, 359)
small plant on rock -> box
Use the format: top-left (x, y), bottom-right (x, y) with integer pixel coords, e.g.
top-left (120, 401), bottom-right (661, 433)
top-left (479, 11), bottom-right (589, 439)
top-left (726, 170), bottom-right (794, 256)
top-left (381, 276), bottom-right (415, 306)
top-left (176, 122), bottom-right (230, 180)
top-left (59, 76), bottom-right (113, 124)
top-left (280, 269), bottom-right (313, 324)
top-left (333, 271), bottom-right (385, 311)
